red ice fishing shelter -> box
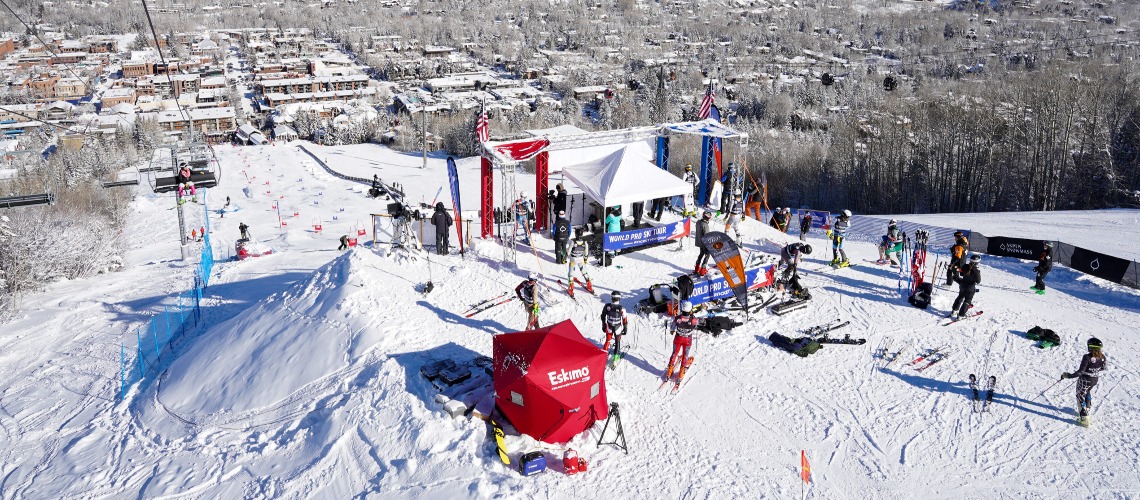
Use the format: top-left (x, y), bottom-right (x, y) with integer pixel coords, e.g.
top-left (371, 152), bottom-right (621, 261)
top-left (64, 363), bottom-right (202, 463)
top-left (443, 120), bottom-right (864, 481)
top-left (493, 320), bottom-right (609, 443)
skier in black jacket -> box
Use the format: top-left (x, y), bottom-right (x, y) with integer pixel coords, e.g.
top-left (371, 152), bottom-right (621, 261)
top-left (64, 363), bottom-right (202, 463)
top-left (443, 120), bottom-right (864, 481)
top-left (693, 210), bottom-right (713, 275)
top-left (1031, 241), bottom-right (1053, 294)
top-left (553, 210), bottom-right (571, 264)
top-left (1062, 337), bottom-right (1107, 425)
top-left (950, 254), bottom-right (981, 319)
top-left (430, 202), bottom-right (453, 255)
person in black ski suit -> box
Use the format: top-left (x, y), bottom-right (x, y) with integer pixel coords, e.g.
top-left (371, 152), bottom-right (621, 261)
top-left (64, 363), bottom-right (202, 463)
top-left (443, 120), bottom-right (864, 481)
top-left (649, 197), bottom-right (668, 220)
top-left (950, 254), bottom-right (981, 319)
top-left (552, 183), bottom-right (568, 216)
top-left (1031, 241), bottom-right (1054, 293)
top-left (778, 242), bottom-right (812, 282)
top-left (631, 200), bottom-right (645, 228)
top-left (553, 210), bottom-right (571, 264)
top-left (430, 202), bottom-right (453, 255)
top-left (515, 273), bottom-right (541, 330)
top-left (693, 210), bottom-right (713, 275)
top-left (338, 234), bottom-right (349, 250)
top-left (798, 211), bottom-right (812, 242)
top-left (1061, 337), bottom-right (1107, 424)
top-left (946, 231), bottom-right (969, 285)
top-left (239, 222), bottom-right (250, 241)
top-left (600, 291), bottom-right (628, 353)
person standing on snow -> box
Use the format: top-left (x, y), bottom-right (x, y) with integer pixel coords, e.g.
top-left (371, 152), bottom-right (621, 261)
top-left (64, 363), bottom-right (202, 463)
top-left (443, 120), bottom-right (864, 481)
top-left (338, 234), bottom-right (349, 251)
top-left (719, 163), bottom-right (741, 213)
top-left (239, 222), bottom-right (250, 241)
top-left (950, 254), bottom-right (982, 320)
top-left (567, 238), bottom-right (595, 295)
top-left (877, 219), bottom-right (903, 266)
top-left (798, 211), bottom-right (813, 242)
top-left (601, 291), bottom-right (628, 353)
top-left (830, 210), bottom-right (851, 266)
top-left (1061, 338), bottom-right (1107, 426)
top-left (724, 194), bottom-right (744, 244)
top-left (552, 183), bottom-right (568, 217)
top-left (553, 210), bottom-right (571, 264)
top-left (693, 210), bottom-right (713, 275)
top-left (430, 202), bottom-right (453, 255)
top-left (946, 231), bottom-right (970, 285)
top-left (514, 193), bottom-right (533, 245)
top-left (515, 273), bottom-right (541, 330)
top-left (769, 207), bottom-right (788, 233)
top-left (681, 164), bottom-right (700, 216)
top-left (603, 207), bottom-right (621, 266)
top-left (1031, 241), bottom-right (1054, 294)
top-left (744, 182), bottom-right (763, 220)
top-left (665, 300), bottom-right (702, 382)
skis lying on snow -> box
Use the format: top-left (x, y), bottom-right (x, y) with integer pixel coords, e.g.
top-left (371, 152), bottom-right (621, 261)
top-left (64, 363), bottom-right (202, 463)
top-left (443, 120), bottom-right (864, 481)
top-left (803, 319), bottom-right (850, 338)
top-left (770, 297), bottom-right (811, 316)
top-left (941, 310), bottom-right (983, 326)
top-left (908, 346), bottom-right (947, 367)
top-left (914, 350), bottom-right (952, 372)
top-left (816, 334), bottom-right (866, 345)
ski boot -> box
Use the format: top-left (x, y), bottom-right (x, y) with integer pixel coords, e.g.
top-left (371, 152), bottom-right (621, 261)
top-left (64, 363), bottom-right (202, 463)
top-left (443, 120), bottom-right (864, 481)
top-left (585, 280), bottom-right (595, 294)
top-left (677, 356), bottom-right (694, 381)
top-left (664, 363), bottom-right (675, 380)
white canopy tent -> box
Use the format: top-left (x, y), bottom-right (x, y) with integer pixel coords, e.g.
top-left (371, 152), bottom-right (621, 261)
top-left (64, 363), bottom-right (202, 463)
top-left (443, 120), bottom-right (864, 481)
top-left (561, 146), bottom-right (692, 207)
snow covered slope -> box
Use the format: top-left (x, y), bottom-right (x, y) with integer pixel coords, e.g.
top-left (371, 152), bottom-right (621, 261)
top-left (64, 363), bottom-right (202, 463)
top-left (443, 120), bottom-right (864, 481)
top-left (1, 141), bottom-right (1138, 498)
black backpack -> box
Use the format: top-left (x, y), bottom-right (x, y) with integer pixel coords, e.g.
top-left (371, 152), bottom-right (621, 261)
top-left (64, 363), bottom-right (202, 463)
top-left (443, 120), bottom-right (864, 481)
top-left (1027, 326), bottom-right (1061, 346)
top-left (908, 282), bottom-right (933, 309)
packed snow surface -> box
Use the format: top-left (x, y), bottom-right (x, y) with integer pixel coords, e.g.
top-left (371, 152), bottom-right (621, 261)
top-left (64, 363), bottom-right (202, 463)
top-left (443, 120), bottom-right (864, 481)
top-left (0, 141), bottom-right (1138, 498)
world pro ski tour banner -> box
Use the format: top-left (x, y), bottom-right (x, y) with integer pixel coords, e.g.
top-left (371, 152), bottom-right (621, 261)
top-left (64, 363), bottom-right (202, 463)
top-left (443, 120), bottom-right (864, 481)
top-left (686, 263), bottom-right (776, 306)
top-left (602, 218), bottom-right (690, 252)
top-left (445, 157), bottom-right (464, 253)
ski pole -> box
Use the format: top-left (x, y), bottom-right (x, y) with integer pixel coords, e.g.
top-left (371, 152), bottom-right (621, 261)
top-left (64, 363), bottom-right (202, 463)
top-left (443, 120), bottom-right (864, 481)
top-left (1030, 377), bottom-right (1073, 405)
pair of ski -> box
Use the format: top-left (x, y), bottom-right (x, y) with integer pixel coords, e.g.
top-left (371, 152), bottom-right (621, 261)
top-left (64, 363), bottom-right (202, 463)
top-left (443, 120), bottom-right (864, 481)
top-left (968, 374), bottom-right (998, 413)
top-left (464, 293), bottom-right (516, 318)
top-left (941, 310), bottom-right (983, 326)
top-left (557, 278), bottom-right (594, 299)
top-left (657, 359), bottom-right (695, 396)
top-left (910, 346), bottom-right (951, 372)
top-left (803, 320), bottom-right (866, 345)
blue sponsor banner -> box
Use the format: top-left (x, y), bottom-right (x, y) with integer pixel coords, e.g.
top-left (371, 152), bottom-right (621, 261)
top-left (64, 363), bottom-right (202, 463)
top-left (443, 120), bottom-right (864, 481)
top-left (687, 264), bottom-right (775, 306)
top-left (794, 209), bottom-right (831, 230)
top-left (603, 218), bottom-right (690, 251)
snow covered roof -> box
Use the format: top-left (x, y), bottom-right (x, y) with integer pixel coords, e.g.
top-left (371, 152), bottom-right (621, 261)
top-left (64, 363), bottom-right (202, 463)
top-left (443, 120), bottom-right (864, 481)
top-left (561, 146), bottom-right (691, 206)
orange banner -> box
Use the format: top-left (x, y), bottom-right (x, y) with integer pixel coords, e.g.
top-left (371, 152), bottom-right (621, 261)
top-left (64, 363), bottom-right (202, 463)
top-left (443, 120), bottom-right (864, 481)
top-left (800, 450), bottom-right (811, 484)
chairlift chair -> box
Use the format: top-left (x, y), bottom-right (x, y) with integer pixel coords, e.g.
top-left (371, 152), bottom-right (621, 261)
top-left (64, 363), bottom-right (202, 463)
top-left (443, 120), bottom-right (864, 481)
top-left (0, 192), bottom-right (55, 209)
top-left (151, 143), bottom-right (221, 194)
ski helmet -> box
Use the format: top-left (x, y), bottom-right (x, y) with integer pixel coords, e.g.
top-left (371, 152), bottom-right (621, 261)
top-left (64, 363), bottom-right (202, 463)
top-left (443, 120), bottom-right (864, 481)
top-left (702, 210), bottom-right (712, 219)
top-left (1043, 240), bottom-right (1053, 249)
top-left (969, 254), bottom-right (981, 263)
top-left (954, 230), bottom-right (964, 238)
top-left (680, 300), bottom-right (693, 314)
top-left (889, 219), bottom-right (898, 225)
top-left (528, 272), bottom-right (538, 282)
top-left (802, 244), bottom-right (813, 255)
top-left (842, 209), bottom-right (852, 217)
top-left (774, 207), bottom-right (781, 212)
top-left (520, 192), bottom-right (528, 199)
top-left (558, 210), bottom-right (566, 217)
top-left (611, 290), bottom-right (622, 303)
top-left (1088, 338), bottom-right (1103, 350)
top-left (684, 164), bottom-right (693, 171)
top-left (783, 207), bottom-right (791, 213)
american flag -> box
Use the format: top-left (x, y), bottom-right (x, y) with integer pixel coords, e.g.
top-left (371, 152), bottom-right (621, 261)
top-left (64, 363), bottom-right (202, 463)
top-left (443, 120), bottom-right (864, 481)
top-left (475, 104), bottom-right (489, 143)
top-left (698, 81), bottom-right (715, 120)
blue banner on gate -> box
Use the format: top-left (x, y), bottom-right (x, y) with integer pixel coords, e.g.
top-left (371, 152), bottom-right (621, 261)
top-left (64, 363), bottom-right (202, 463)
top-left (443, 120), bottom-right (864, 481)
top-left (603, 218), bottom-right (690, 251)
top-left (687, 264), bottom-right (776, 306)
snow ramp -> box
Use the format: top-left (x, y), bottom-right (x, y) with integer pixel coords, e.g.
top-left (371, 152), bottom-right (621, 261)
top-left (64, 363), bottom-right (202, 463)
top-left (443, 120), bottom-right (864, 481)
top-left (159, 250), bottom-right (388, 415)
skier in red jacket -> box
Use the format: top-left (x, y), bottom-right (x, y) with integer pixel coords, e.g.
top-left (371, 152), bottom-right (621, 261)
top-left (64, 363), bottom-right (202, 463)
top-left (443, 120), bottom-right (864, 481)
top-left (665, 300), bottom-right (702, 381)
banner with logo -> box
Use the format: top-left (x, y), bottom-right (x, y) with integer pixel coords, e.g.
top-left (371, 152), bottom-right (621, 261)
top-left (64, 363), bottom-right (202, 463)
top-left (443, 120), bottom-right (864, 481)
top-left (984, 236), bottom-right (1045, 261)
top-left (794, 209), bottom-right (831, 230)
top-left (1067, 246), bottom-right (1130, 284)
top-left (602, 218), bottom-right (690, 252)
top-left (699, 231), bottom-right (748, 309)
top-left (686, 264), bottom-right (775, 306)
top-left (446, 157), bottom-right (465, 254)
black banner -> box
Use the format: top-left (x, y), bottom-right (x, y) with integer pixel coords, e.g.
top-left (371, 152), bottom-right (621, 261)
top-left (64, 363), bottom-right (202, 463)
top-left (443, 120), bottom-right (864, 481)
top-left (985, 237), bottom-right (1046, 260)
top-left (1069, 246), bottom-right (1131, 284)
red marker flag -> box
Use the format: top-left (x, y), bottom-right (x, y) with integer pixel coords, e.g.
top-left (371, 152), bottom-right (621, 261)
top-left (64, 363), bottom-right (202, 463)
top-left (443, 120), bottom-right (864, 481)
top-left (800, 450), bottom-right (811, 484)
